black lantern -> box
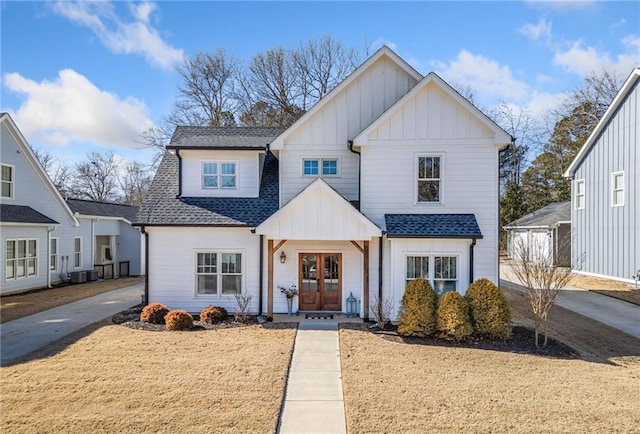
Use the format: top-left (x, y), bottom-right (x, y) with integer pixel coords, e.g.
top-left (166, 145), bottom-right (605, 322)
top-left (280, 251), bottom-right (286, 264)
top-left (346, 292), bottom-right (357, 317)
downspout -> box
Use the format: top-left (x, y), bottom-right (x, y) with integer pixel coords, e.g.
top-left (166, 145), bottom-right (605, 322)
top-left (259, 234), bottom-right (264, 316)
top-left (47, 226), bottom-right (55, 288)
top-left (141, 226), bottom-right (149, 305)
top-left (91, 218), bottom-right (96, 270)
top-left (469, 238), bottom-right (477, 284)
top-left (348, 140), bottom-right (361, 210)
top-left (176, 148), bottom-right (183, 198)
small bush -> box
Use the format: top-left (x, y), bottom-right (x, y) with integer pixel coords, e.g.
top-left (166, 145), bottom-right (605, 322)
top-left (465, 278), bottom-right (512, 340)
top-left (436, 291), bottom-right (473, 341)
top-left (140, 303), bottom-right (169, 324)
top-left (200, 305), bottom-right (228, 324)
top-left (397, 278), bottom-right (437, 337)
top-left (165, 310), bottom-right (194, 331)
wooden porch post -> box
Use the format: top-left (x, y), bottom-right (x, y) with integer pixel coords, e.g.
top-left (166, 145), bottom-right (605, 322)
top-left (363, 240), bottom-right (370, 321)
top-left (267, 239), bottom-right (274, 318)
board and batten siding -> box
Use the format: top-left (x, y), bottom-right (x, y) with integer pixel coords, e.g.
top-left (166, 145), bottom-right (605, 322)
top-left (571, 80), bottom-right (639, 282)
top-left (279, 56), bottom-right (418, 204)
top-left (147, 227), bottom-right (260, 313)
top-left (180, 150), bottom-right (261, 198)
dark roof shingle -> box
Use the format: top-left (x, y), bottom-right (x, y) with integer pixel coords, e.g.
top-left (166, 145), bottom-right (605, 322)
top-left (1, 204), bottom-right (59, 225)
top-left (504, 202), bottom-right (570, 228)
top-left (66, 199), bottom-right (138, 221)
top-left (385, 214), bottom-right (483, 238)
top-left (168, 126), bottom-right (285, 149)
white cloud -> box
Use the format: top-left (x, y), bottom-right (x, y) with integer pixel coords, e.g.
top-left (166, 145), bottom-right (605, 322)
top-left (3, 69), bottom-right (153, 148)
top-left (554, 39), bottom-right (639, 76)
top-left (51, 1), bottom-right (183, 70)
top-left (433, 50), bottom-right (530, 102)
top-left (518, 19), bottom-right (552, 42)
top-left (525, 90), bottom-right (566, 119)
top-left (525, 1), bottom-right (596, 10)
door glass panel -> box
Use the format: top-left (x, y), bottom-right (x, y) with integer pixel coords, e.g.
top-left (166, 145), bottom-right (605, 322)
top-left (301, 255), bottom-right (317, 292)
top-left (324, 255), bottom-right (339, 292)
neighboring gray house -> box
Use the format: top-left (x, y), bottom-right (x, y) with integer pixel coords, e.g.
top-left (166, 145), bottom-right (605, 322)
top-left (564, 68), bottom-right (639, 284)
top-left (66, 199), bottom-right (145, 278)
top-left (503, 202), bottom-right (571, 267)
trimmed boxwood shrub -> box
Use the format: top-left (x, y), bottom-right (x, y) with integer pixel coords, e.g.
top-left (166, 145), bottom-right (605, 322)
top-left (397, 278), bottom-right (437, 337)
top-left (436, 291), bottom-right (473, 341)
top-left (140, 303), bottom-right (169, 324)
top-left (165, 310), bottom-right (194, 331)
top-left (200, 305), bottom-right (228, 324)
top-left (465, 278), bottom-right (512, 340)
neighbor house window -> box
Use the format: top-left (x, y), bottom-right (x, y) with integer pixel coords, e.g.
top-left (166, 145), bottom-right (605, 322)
top-left (74, 237), bottom-right (82, 268)
top-left (575, 179), bottom-right (585, 210)
top-left (5, 239), bottom-right (37, 280)
top-left (302, 158), bottom-right (339, 177)
top-left (1, 164), bottom-right (14, 199)
top-left (50, 238), bottom-right (58, 272)
top-left (434, 256), bottom-right (457, 295)
top-left (612, 172), bottom-right (624, 207)
top-left (196, 252), bottom-right (243, 296)
top-left (417, 156), bottom-right (441, 203)
top-left (202, 162), bottom-right (237, 189)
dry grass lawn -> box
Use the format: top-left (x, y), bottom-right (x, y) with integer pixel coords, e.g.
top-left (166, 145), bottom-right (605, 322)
top-left (1, 322), bottom-right (296, 433)
top-left (569, 273), bottom-right (640, 306)
top-left (0, 277), bottom-right (144, 323)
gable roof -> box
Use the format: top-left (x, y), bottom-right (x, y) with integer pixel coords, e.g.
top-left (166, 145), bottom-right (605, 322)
top-left (352, 72), bottom-right (513, 146)
top-left (564, 68), bottom-right (640, 177)
top-left (269, 46), bottom-right (423, 149)
top-left (385, 214), bottom-right (483, 239)
top-left (256, 178), bottom-right (381, 240)
top-left (66, 199), bottom-right (138, 223)
top-left (503, 201), bottom-right (571, 229)
top-left (168, 126), bottom-right (285, 150)
top-left (0, 113), bottom-right (78, 226)
top-left (1, 204), bottom-right (59, 225)
top-left (136, 150), bottom-right (280, 226)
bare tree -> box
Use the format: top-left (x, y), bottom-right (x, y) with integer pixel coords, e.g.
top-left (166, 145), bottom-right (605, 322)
top-left (71, 151), bottom-right (121, 202)
top-left (233, 293), bottom-right (253, 324)
top-left (370, 295), bottom-right (393, 330)
top-left (509, 233), bottom-right (574, 347)
top-left (32, 148), bottom-right (72, 196)
top-left (119, 161), bottom-right (153, 206)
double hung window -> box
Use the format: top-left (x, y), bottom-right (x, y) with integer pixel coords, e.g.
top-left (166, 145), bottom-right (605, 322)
top-left (575, 180), bottom-right (585, 209)
top-left (417, 156), bottom-right (441, 203)
top-left (612, 172), bottom-right (624, 207)
top-left (406, 255), bottom-right (458, 295)
top-left (196, 252), bottom-right (243, 295)
top-left (202, 162), bottom-right (237, 189)
top-left (6, 239), bottom-right (37, 280)
top-left (1, 164), bottom-right (14, 198)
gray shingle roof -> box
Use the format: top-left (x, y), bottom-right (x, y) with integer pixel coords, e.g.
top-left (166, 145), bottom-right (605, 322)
top-left (385, 214), bottom-right (483, 238)
top-left (168, 126), bottom-right (285, 149)
top-left (66, 199), bottom-right (138, 222)
top-left (504, 201), bottom-right (571, 229)
top-left (1, 204), bottom-right (59, 225)
top-left (135, 150), bottom-right (279, 226)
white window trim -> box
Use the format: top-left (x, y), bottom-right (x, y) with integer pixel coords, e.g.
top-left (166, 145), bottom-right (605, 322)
top-left (201, 160), bottom-right (238, 190)
top-left (415, 153), bottom-right (444, 205)
top-left (74, 237), bottom-right (82, 269)
top-left (611, 171), bottom-right (624, 207)
top-left (1, 163), bottom-right (15, 200)
top-left (5, 238), bottom-right (38, 280)
top-left (575, 179), bottom-right (585, 210)
top-left (194, 250), bottom-right (245, 297)
top-left (301, 157), bottom-right (341, 177)
top-left (405, 253), bottom-right (459, 294)
top-left (50, 237), bottom-right (58, 272)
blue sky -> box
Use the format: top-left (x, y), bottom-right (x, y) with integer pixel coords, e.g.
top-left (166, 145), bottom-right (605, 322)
top-left (2, 1), bottom-right (638, 166)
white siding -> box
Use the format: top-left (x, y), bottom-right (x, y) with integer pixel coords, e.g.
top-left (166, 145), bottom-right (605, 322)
top-left (147, 227), bottom-right (260, 313)
top-left (117, 222), bottom-right (144, 276)
top-left (1, 226), bottom-right (48, 294)
top-left (180, 150), bottom-right (261, 197)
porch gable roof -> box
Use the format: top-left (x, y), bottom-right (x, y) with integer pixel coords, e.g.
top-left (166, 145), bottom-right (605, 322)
top-left (255, 178), bottom-right (381, 240)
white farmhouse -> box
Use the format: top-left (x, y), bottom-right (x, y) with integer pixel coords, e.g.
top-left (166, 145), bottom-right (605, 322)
top-left (136, 47), bottom-right (512, 319)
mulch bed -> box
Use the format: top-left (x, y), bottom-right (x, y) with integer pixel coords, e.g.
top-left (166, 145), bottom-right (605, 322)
top-left (342, 322), bottom-right (579, 359)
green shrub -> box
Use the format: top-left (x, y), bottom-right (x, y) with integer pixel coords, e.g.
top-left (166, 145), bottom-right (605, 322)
top-left (436, 291), bottom-right (473, 341)
top-left (165, 310), bottom-right (194, 331)
top-left (140, 302), bottom-right (169, 324)
top-left (397, 278), bottom-right (437, 337)
top-left (465, 278), bottom-right (512, 340)
top-left (200, 305), bottom-right (228, 324)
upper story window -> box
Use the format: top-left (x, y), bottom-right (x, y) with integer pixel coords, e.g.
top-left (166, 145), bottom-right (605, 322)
top-left (575, 179), bottom-right (585, 210)
top-left (202, 161), bottom-right (237, 189)
top-left (612, 172), bottom-right (624, 207)
top-left (1, 164), bottom-right (14, 199)
top-left (417, 155), bottom-right (441, 203)
top-left (302, 158), bottom-right (339, 177)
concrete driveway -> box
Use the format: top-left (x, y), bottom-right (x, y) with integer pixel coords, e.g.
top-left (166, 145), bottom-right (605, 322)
top-left (500, 263), bottom-right (640, 339)
top-left (0, 282), bottom-right (143, 366)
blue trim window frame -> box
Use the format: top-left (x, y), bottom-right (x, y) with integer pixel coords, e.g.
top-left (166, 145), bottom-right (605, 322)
top-left (202, 161), bottom-right (237, 189)
top-left (302, 158), bottom-right (339, 177)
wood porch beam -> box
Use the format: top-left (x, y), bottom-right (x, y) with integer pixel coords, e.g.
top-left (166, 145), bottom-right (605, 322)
top-left (363, 240), bottom-right (370, 321)
top-left (267, 239), bottom-right (274, 318)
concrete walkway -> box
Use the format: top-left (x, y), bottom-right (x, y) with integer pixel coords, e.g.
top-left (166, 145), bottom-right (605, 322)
top-left (0, 283), bottom-right (143, 366)
top-left (278, 322), bottom-right (347, 434)
top-left (500, 264), bottom-right (640, 339)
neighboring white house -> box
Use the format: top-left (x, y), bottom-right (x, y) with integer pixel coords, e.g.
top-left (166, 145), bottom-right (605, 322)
top-left (503, 202), bottom-right (571, 267)
top-left (564, 68), bottom-right (639, 284)
top-left (136, 46), bottom-right (512, 319)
